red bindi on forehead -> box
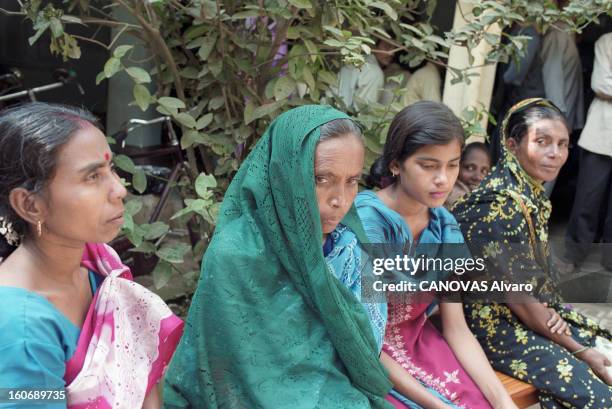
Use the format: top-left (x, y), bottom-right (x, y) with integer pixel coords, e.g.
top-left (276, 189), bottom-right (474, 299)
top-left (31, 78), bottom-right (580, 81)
top-left (104, 152), bottom-right (110, 161)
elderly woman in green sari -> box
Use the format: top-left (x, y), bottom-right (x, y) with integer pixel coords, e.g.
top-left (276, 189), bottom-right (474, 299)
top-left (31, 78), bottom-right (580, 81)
top-left (163, 105), bottom-right (393, 409)
top-left (453, 98), bottom-right (612, 408)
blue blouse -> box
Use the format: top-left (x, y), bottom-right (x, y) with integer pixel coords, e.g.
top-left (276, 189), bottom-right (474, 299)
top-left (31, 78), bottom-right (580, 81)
top-left (324, 225), bottom-right (387, 351)
top-left (355, 190), bottom-right (469, 310)
top-left (355, 190), bottom-right (465, 245)
top-left (0, 271), bottom-right (102, 409)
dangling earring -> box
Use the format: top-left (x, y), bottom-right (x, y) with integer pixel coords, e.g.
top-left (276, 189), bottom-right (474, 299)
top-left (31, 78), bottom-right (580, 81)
top-left (37, 220), bottom-right (42, 237)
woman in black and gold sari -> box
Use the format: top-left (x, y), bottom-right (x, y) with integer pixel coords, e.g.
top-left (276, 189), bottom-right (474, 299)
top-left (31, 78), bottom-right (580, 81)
top-left (453, 98), bottom-right (612, 408)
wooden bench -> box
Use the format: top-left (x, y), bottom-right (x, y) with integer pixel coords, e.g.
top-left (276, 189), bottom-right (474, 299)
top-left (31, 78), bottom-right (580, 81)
top-left (496, 371), bottom-right (538, 408)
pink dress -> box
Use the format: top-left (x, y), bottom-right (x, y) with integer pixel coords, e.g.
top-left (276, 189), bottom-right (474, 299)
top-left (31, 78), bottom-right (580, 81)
top-left (384, 301), bottom-right (491, 408)
top-left (356, 190), bottom-right (491, 409)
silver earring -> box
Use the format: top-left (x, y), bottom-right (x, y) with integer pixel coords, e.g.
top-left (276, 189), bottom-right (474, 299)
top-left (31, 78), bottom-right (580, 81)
top-left (0, 216), bottom-right (20, 246)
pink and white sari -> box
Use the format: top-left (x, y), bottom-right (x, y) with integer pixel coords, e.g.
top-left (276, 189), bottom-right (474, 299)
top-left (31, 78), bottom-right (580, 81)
top-left (63, 243), bottom-right (184, 409)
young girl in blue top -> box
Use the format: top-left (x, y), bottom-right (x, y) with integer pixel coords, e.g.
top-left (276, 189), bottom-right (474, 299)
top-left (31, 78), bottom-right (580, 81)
top-left (356, 102), bottom-right (516, 409)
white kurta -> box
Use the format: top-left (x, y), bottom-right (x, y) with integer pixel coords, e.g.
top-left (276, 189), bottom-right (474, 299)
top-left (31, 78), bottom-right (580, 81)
top-left (578, 33), bottom-right (612, 157)
top-left (402, 62), bottom-right (442, 107)
top-left (337, 54), bottom-right (384, 110)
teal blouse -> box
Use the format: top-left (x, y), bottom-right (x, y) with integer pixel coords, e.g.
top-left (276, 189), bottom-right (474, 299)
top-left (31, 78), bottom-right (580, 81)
top-left (0, 271), bottom-right (102, 409)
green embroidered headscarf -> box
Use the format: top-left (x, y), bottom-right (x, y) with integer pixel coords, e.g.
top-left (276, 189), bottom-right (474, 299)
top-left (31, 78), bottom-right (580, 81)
top-left (164, 105), bottom-right (392, 409)
top-left (452, 98), bottom-right (562, 299)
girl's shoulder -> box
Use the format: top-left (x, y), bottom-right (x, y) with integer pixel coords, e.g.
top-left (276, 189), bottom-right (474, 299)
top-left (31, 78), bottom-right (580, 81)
top-left (355, 191), bottom-right (411, 243)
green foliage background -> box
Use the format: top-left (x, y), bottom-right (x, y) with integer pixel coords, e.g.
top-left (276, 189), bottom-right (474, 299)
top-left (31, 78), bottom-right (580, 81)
top-left (7, 0), bottom-right (611, 300)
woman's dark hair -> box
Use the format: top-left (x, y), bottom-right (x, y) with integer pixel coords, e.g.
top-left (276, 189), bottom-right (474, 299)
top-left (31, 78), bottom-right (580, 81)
top-left (319, 118), bottom-right (362, 142)
top-left (367, 101), bottom-right (464, 188)
top-left (0, 102), bottom-right (99, 259)
top-left (505, 103), bottom-right (568, 144)
top-left (462, 142), bottom-right (491, 164)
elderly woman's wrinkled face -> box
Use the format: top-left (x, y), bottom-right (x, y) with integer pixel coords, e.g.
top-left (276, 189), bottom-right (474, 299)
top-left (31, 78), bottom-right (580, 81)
top-left (314, 133), bottom-right (364, 237)
top-left (507, 118), bottom-right (569, 182)
top-left (40, 125), bottom-right (127, 245)
top-left (459, 148), bottom-right (491, 191)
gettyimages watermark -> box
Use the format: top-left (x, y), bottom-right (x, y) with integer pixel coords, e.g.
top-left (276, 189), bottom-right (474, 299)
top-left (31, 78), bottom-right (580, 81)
top-left (357, 242), bottom-right (612, 304)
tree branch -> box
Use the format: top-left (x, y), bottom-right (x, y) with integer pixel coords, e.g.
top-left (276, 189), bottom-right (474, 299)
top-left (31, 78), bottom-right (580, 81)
top-left (109, 24), bottom-right (131, 49)
top-left (81, 17), bottom-right (141, 30)
top-left (71, 34), bottom-right (109, 50)
top-left (254, 51), bottom-right (338, 69)
top-left (115, 0), bottom-right (185, 100)
top-left (0, 8), bottom-right (25, 16)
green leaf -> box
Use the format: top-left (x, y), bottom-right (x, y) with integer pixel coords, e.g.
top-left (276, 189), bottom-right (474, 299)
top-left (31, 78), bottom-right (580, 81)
top-left (231, 10), bottom-right (260, 19)
top-left (129, 241), bottom-right (157, 254)
top-left (208, 57), bottom-right (223, 77)
top-left (198, 35), bottom-right (218, 61)
top-left (302, 67), bottom-right (315, 93)
top-left (126, 66), bottom-right (151, 84)
top-left (28, 23), bottom-right (49, 46)
top-left (172, 198), bottom-right (214, 223)
top-left (174, 112), bottom-right (197, 129)
top-left (288, 0), bottom-right (312, 8)
top-left (244, 100), bottom-right (256, 125)
top-left (133, 84), bottom-right (152, 112)
top-left (323, 39), bottom-right (344, 48)
top-left (125, 228), bottom-right (144, 247)
top-left (61, 15), bottom-right (83, 24)
top-left (264, 79), bottom-right (276, 100)
top-left (49, 17), bottom-right (63, 38)
top-left (209, 96), bottom-right (224, 110)
top-left (180, 130), bottom-right (198, 149)
top-left (205, 133), bottom-right (234, 156)
top-left (125, 199), bottom-right (143, 216)
top-left (370, 2), bottom-right (398, 20)
top-left (170, 206), bottom-right (193, 221)
top-left (143, 222), bottom-right (169, 240)
top-left (235, 124), bottom-right (252, 142)
top-left (104, 57), bottom-right (122, 78)
top-left (196, 113), bottom-right (214, 130)
top-left (484, 32), bottom-right (500, 45)
top-left (323, 26), bottom-right (345, 38)
top-left (180, 67), bottom-right (200, 79)
top-left (208, 202), bottom-right (220, 223)
top-left (114, 154), bottom-right (136, 173)
top-left (121, 212), bottom-right (134, 232)
top-left (156, 105), bottom-right (178, 117)
top-left (95, 71), bottom-right (106, 85)
top-left (195, 173), bottom-right (217, 198)
top-left (156, 243), bottom-right (191, 264)
top-left (181, 130), bottom-right (207, 149)
top-left (190, 199), bottom-right (216, 223)
top-left (303, 39), bottom-right (318, 62)
top-left (132, 169), bottom-right (147, 194)
top-left (113, 45), bottom-right (133, 58)
top-left (186, 36), bottom-right (207, 49)
top-left (273, 76), bottom-right (296, 101)
top-left (185, 24), bottom-right (208, 41)
top-left (287, 27), bottom-right (301, 40)
top-left (152, 261), bottom-right (173, 289)
top-left (158, 97), bottom-right (186, 110)
top-left (246, 101), bottom-right (284, 125)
